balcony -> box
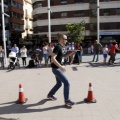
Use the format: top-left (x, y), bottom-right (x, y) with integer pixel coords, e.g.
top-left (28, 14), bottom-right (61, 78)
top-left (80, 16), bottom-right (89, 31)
top-left (25, 14), bottom-right (29, 19)
top-left (33, 17), bottom-right (90, 27)
top-left (10, 17), bottom-right (24, 25)
top-left (33, 3), bottom-right (89, 15)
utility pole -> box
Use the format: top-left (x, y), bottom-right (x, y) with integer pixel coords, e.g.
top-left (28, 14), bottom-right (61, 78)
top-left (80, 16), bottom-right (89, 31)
top-left (97, 0), bottom-right (100, 43)
top-left (48, 0), bottom-right (51, 43)
top-left (1, 0), bottom-right (7, 65)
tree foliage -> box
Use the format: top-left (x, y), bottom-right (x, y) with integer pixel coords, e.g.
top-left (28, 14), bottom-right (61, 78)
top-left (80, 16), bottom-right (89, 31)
top-left (66, 21), bottom-right (85, 42)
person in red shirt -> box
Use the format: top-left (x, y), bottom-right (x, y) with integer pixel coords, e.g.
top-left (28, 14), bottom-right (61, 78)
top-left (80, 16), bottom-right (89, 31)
top-left (108, 41), bottom-right (119, 64)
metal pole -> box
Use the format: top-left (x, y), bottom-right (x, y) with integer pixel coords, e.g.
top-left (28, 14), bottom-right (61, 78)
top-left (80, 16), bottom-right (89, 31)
top-left (97, 0), bottom-right (100, 43)
top-left (48, 0), bottom-right (51, 43)
top-left (1, 0), bottom-right (7, 65)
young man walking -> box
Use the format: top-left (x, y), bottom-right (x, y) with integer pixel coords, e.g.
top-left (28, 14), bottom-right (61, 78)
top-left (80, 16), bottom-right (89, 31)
top-left (47, 34), bottom-right (75, 107)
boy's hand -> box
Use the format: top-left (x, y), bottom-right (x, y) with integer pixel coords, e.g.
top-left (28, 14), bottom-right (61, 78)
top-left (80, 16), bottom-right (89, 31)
top-left (60, 66), bottom-right (66, 72)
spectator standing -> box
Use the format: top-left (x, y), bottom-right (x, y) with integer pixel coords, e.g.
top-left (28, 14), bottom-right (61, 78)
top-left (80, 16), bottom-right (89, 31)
top-left (0, 46), bottom-right (5, 68)
top-left (35, 47), bottom-right (43, 67)
top-left (88, 43), bottom-right (91, 54)
top-left (43, 42), bottom-right (49, 66)
top-left (108, 41), bottom-right (119, 64)
top-left (20, 45), bottom-right (27, 66)
top-left (91, 44), bottom-right (94, 54)
top-left (76, 42), bottom-right (83, 64)
top-left (102, 44), bottom-right (108, 64)
top-left (48, 43), bottom-right (53, 64)
top-left (11, 44), bottom-right (19, 57)
top-left (92, 40), bottom-right (102, 62)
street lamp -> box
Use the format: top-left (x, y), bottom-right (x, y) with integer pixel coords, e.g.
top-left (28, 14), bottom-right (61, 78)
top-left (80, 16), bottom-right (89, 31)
top-left (97, 0), bottom-right (100, 43)
top-left (1, 0), bottom-right (10, 65)
top-left (48, 0), bottom-right (51, 43)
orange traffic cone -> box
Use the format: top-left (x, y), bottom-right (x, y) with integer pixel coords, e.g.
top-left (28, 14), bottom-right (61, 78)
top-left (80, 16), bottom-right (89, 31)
top-left (84, 83), bottom-right (97, 103)
top-left (16, 84), bottom-right (27, 104)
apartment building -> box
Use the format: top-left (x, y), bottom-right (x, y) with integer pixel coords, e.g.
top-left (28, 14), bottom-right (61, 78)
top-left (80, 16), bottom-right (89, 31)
top-left (8, 0), bottom-right (24, 45)
top-left (0, 0), bottom-right (24, 47)
top-left (32, 0), bottom-right (120, 45)
top-left (22, 0), bottom-right (33, 42)
top-left (0, 0), bottom-right (10, 45)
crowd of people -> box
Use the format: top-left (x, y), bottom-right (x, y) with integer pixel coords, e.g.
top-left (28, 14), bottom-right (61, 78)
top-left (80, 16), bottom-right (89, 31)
top-left (91, 40), bottom-right (120, 65)
top-left (0, 37), bottom-right (120, 69)
top-left (0, 43), bottom-right (54, 69)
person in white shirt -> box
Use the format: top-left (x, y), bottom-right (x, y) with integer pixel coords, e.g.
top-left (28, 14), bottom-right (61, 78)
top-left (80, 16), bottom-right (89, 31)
top-left (102, 44), bottom-right (108, 64)
top-left (20, 45), bottom-right (27, 66)
top-left (43, 42), bottom-right (49, 66)
top-left (48, 43), bottom-right (53, 63)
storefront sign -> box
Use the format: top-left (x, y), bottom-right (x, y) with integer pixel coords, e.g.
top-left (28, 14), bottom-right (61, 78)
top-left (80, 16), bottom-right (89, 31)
top-left (100, 31), bottom-right (120, 35)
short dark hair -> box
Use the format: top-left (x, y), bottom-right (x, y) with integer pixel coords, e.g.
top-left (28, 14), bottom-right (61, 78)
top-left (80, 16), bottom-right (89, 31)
top-left (57, 34), bottom-right (67, 40)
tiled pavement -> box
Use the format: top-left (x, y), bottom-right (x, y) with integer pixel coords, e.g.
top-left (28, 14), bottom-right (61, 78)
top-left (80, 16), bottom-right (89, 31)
top-left (0, 54), bottom-right (120, 120)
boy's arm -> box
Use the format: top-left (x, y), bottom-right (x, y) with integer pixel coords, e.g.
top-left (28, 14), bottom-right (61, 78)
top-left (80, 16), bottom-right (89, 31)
top-left (65, 51), bottom-right (75, 59)
top-left (51, 53), bottom-right (62, 69)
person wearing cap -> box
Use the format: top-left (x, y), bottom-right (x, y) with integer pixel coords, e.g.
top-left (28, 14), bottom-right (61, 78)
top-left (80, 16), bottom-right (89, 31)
top-left (47, 34), bottom-right (76, 107)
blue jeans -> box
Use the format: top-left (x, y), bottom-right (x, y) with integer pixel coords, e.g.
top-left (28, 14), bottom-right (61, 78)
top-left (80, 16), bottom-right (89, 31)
top-left (43, 54), bottom-right (48, 62)
top-left (92, 52), bottom-right (99, 61)
top-left (48, 68), bottom-right (70, 102)
top-left (77, 51), bottom-right (82, 62)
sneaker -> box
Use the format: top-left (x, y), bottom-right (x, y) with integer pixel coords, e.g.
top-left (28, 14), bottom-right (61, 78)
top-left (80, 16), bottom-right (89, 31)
top-left (47, 95), bottom-right (57, 100)
top-left (65, 100), bottom-right (76, 107)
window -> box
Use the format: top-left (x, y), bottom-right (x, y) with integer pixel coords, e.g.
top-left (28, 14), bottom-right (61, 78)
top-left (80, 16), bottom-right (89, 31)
top-left (116, 23), bottom-right (120, 29)
top-left (61, 12), bottom-right (67, 18)
top-left (50, 0), bottom-right (54, 6)
top-left (116, 8), bottom-right (120, 15)
top-left (61, 0), bottom-right (67, 5)
top-left (12, 1), bottom-right (17, 7)
top-left (104, 0), bottom-right (110, 2)
top-left (51, 13), bottom-right (54, 19)
top-left (4, 0), bottom-right (8, 5)
top-left (13, 12), bottom-right (17, 17)
top-left (90, 0), bottom-right (96, 3)
top-left (38, 14), bottom-right (42, 20)
top-left (90, 9), bottom-right (97, 17)
top-left (12, 23), bottom-right (23, 30)
top-left (74, 0), bottom-right (83, 3)
top-left (19, 4), bottom-right (23, 9)
top-left (104, 23), bottom-right (110, 29)
top-left (103, 9), bottom-right (110, 16)
top-left (17, 13), bottom-right (23, 19)
top-left (74, 11), bottom-right (84, 17)
top-left (33, 1), bottom-right (42, 9)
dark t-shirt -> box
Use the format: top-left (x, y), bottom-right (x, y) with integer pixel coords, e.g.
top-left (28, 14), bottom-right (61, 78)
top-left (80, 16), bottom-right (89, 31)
top-left (51, 44), bottom-right (64, 68)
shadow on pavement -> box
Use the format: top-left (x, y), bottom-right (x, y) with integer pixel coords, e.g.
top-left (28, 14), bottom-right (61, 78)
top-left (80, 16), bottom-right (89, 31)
top-left (0, 118), bottom-right (19, 120)
top-left (0, 99), bottom-right (85, 115)
top-left (0, 99), bottom-right (67, 115)
top-left (71, 67), bottom-right (78, 71)
top-left (85, 62), bottom-right (120, 68)
top-left (76, 101), bottom-right (85, 105)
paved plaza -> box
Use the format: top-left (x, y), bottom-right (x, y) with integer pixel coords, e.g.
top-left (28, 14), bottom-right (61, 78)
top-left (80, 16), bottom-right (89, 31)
top-left (0, 54), bottom-right (120, 120)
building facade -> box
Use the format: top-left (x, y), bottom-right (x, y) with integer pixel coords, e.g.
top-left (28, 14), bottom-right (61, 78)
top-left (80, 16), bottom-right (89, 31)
top-left (0, 0), bottom-right (24, 47)
top-left (0, 0), bottom-right (10, 45)
top-left (32, 0), bottom-right (120, 46)
top-left (22, 0), bottom-right (33, 42)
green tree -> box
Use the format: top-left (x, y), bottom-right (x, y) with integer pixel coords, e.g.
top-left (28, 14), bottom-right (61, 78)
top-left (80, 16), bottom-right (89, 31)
top-left (66, 21), bottom-right (85, 43)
